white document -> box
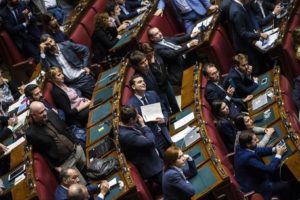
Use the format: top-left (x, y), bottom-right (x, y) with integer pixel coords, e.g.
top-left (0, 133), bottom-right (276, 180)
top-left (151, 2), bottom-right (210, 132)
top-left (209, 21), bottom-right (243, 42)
top-left (4, 137), bottom-right (26, 155)
top-left (255, 28), bottom-right (279, 52)
top-left (14, 174), bottom-right (26, 185)
top-left (195, 15), bottom-right (214, 29)
top-left (171, 126), bottom-right (193, 143)
top-left (252, 93), bottom-right (268, 110)
top-left (140, 103), bottom-right (163, 122)
top-left (109, 177), bottom-right (118, 187)
top-left (173, 112), bottom-right (195, 130)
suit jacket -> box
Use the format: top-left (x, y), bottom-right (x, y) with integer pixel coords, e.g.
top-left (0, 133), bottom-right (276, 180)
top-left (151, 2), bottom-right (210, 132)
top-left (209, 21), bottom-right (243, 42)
top-left (249, 1), bottom-right (275, 27)
top-left (234, 145), bottom-right (281, 195)
top-left (119, 124), bottom-right (163, 179)
top-left (40, 40), bottom-right (90, 71)
top-left (229, 1), bottom-right (260, 52)
top-left (152, 35), bottom-right (191, 85)
top-left (127, 90), bottom-right (171, 144)
top-left (55, 184), bottom-right (100, 200)
top-left (215, 118), bottom-right (237, 152)
top-left (162, 160), bottom-right (197, 200)
top-left (0, 2), bottom-right (41, 49)
top-left (118, 3), bottom-right (139, 22)
top-left (26, 110), bottom-right (76, 167)
top-left (227, 67), bottom-right (258, 98)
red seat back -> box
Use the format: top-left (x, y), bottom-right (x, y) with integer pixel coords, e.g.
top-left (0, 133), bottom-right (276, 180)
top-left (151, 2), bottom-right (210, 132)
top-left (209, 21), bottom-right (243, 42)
top-left (70, 24), bottom-right (92, 50)
top-left (33, 152), bottom-right (58, 200)
top-left (91, 0), bottom-right (109, 13)
top-left (80, 9), bottom-right (97, 37)
top-left (121, 67), bottom-right (135, 105)
top-left (210, 26), bottom-right (235, 74)
top-left (128, 162), bottom-right (153, 200)
top-left (282, 33), bottom-right (300, 77)
top-left (43, 81), bottom-right (56, 108)
top-left (288, 14), bottom-right (300, 32)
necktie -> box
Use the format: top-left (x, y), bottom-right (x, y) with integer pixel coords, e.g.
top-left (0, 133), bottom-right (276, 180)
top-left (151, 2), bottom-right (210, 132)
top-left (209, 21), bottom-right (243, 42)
top-left (141, 96), bottom-right (148, 105)
top-left (121, 5), bottom-right (129, 15)
top-left (11, 7), bottom-right (18, 23)
top-left (161, 39), bottom-right (181, 50)
top-left (257, 2), bottom-right (266, 18)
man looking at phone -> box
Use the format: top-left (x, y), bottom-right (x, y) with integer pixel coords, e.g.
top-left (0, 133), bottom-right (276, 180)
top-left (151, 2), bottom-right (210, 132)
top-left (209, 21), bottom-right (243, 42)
top-left (226, 53), bottom-right (259, 98)
top-left (234, 130), bottom-right (296, 200)
top-left (39, 34), bottom-right (95, 98)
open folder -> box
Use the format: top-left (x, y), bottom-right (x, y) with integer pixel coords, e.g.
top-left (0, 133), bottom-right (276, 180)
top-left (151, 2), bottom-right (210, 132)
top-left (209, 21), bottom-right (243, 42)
top-left (140, 103), bottom-right (164, 122)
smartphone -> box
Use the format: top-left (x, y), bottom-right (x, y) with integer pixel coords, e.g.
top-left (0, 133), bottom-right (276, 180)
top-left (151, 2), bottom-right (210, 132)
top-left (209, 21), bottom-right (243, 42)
top-left (228, 79), bottom-right (236, 88)
top-left (8, 164), bottom-right (25, 182)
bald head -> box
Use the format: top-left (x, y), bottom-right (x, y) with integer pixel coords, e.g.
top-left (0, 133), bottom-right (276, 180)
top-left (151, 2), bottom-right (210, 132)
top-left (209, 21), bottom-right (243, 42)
top-left (30, 101), bottom-right (48, 123)
top-left (147, 27), bottom-right (163, 42)
top-left (67, 184), bottom-right (89, 200)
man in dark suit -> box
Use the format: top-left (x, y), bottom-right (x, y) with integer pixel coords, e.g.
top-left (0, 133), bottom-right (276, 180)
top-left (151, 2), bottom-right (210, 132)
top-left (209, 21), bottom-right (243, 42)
top-left (229, 0), bottom-right (271, 75)
top-left (119, 105), bottom-right (164, 184)
top-left (115, 0), bottom-right (147, 22)
top-left (127, 74), bottom-right (172, 157)
top-left (26, 101), bottom-right (87, 184)
top-left (129, 50), bottom-right (179, 114)
top-left (234, 130), bottom-right (293, 200)
top-left (0, 0), bottom-right (41, 60)
top-left (249, 0), bottom-right (281, 29)
top-left (203, 63), bottom-right (252, 117)
top-left (226, 53), bottom-right (258, 98)
top-left (148, 27), bottom-right (200, 86)
top-left (39, 34), bottom-right (95, 98)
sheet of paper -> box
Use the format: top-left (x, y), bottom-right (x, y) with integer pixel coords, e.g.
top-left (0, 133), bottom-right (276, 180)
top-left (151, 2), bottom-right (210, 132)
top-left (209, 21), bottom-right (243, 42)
top-left (7, 95), bottom-right (26, 113)
top-left (140, 103), bottom-right (163, 122)
top-left (4, 137), bottom-right (26, 155)
top-left (14, 174), bottom-right (26, 185)
top-left (171, 126), bottom-right (193, 143)
top-left (184, 128), bottom-right (200, 147)
top-left (173, 112), bottom-right (195, 130)
top-left (252, 93), bottom-right (268, 110)
top-left (195, 15), bottom-right (214, 29)
top-left (255, 28), bottom-right (279, 52)
top-left (109, 177), bottom-right (118, 187)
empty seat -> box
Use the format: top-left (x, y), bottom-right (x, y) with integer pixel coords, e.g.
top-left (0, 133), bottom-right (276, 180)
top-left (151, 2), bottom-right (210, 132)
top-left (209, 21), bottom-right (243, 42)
top-left (91, 0), bottom-right (109, 13)
top-left (43, 81), bottom-right (56, 108)
top-left (282, 33), bottom-right (300, 78)
top-left (70, 24), bottom-right (92, 50)
top-left (80, 9), bottom-right (97, 37)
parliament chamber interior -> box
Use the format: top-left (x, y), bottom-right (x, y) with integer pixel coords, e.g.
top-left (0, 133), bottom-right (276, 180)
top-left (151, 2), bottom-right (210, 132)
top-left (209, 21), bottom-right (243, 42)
top-left (0, 0), bottom-right (300, 199)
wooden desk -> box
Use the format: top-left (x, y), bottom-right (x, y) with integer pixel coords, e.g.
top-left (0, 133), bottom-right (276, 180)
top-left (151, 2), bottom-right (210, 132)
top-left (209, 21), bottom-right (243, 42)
top-left (248, 88), bottom-right (276, 115)
top-left (87, 101), bottom-right (114, 128)
top-left (252, 103), bottom-right (281, 127)
top-left (181, 66), bottom-right (195, 109)
top-left (90, 83), bottom-right (118, 109)
top-left (252, 70), bottom-right (274, 96)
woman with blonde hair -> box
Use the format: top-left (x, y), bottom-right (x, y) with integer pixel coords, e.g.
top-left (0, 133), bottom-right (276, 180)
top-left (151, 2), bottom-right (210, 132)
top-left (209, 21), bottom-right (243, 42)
top-left (162, 145), bottom-right (197, 200)
top-left (45, 67), bottom-right (90, 127)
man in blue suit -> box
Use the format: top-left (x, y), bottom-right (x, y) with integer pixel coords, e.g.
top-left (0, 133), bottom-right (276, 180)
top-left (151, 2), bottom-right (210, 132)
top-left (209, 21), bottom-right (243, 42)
top-left (226, 53), bottom-right (258, 98)
top-left (203, 63), bottom-right (252, 118)
top-left (39, 34), bottom-right (95, 99)
top-left (127, 74), bottom-right (172, 157)
top-left (235, 130), bottom-right (290, 200)
top-left (119, 105), bottom-right (164, 184)
top-left (156, 0), bottom-right (218, 33)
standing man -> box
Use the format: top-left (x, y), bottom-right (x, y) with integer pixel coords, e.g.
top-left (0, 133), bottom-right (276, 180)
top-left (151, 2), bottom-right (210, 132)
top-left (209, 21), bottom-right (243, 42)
top-left (39, 34), bottom-right (95, 98)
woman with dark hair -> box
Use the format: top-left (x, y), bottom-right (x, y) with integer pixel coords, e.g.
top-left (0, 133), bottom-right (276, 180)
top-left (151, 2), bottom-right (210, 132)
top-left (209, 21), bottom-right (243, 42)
top-left (211, 100), bottom-right (237, 152)
top-left (234, 113), bottom-right (274, 147)
top-left (42, 12), bottom-right (66, 43)
top-left (45, 67), bottom-right (90, 127)
top-left (162, 145), bottom-right (197, 200)
top-left (91, 12), bottom-right (129, 62)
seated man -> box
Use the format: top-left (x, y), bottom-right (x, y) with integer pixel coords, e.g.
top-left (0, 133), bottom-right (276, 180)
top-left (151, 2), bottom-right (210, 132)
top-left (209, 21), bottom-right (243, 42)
top-left (55, 168), bottom-right (109, 200)
top-left (24, 84), bottom-right (65, 120)
top-left (67, 183), bottom-right (110, 200)
top-left (119, 105), bottom-right (164, 185)
top-left (127, 75), bottom-right (172, 157)
top-left (39, 34), bottom-right (95, 99)
top-left (26, 101), bottom-right (86, 184)
top-left (0, 0), bottom-right (41, 60)
top-left (0, 115), bottom-right (17, 141)
top-left (158, 0), bottom-right (218, 33)
top-left (234, 130), bottom-right (297, 200)
top-left (148, 27), bottom-right (200, 86)
top-left (129, 50), bottom-right (179, 114)
top-left (203, 63), bottom-right (252, 118)
top-left (226, 54), bottom-right (258, 98)
top-left (115, 0), bottom-right (147, 22)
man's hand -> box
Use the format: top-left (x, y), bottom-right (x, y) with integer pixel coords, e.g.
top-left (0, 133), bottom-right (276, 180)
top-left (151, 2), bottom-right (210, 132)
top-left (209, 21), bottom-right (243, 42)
top-left (190, 26), bottom-right (200, 38)
top-left (243, 95), bottom-right (253, 102)
top-left (154, 9), bottom-right (164, 16)
top-left (40, 42), bottom-right (47, 54)
top-left (137, 6), bottom-right (147, 13)
top-left (0, 143), bottom-right (8, 153)
top-left (265, 127), bottom-right (275, 136)
top-left (276, 144), bottom-right (287, 156)
top-left (137, 114), bottom-right (145, 127)
top-left (208, 5), bottom-right (219, 11)
top-left (227, 85), bottom-right (235, 96)
top-left (155, 117), bottom-right (165, 124)
top-left (260, 32), bottom-right (268, 40)
top-left (187, 39), bottom-right (199, 48)
top-left (273, 4), bottom-right (281, 15)
top-left (83, 67), bottom-right (91, 74)
top-left (100, 180), bottom-right (110, 196)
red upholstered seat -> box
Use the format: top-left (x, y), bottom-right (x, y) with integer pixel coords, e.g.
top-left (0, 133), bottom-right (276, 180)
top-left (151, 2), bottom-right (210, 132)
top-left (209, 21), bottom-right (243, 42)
top-left (210, 26), bottom-right (235, 74)
top-left (80, 9), bottom-right (97, 37)
top-left (288, 112), bottom-right (300, 135)
top-left (288, 14), bottom-right (300, 32)
top-left (282, 33), bottom-right (300, 77)
top-left (91, 0), bottom-right (109, 13)
top-left (128, 162), bottom-right (153, 200)
top-left (43, 81), bottom-right (56, 108)
top-left (282, 93), bottom-right (297, 116)
top-left (70, 24), bottom-right (92, 50)
top-left (280, 75), bottom-right (292, 96)
top-left (33, 152), bottom-right (58, 200)
top-left (121, 67), bottom-right (135, 105)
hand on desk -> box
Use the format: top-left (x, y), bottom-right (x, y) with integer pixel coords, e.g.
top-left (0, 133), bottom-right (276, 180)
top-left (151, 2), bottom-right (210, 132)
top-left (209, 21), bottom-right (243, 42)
top-left (154, 9), bottom-right (164, 17)
top-left (276, 144), bottom-right (287, 156)
top-left (155, 117), bottom-right (165, 124)
top-left (137, 6), bottom-right (147, 14)
top-left (0, 143), bottom-right (8, 155)
top-left (187, 39), bottom-right (199, 48)
top-left (99, 180), bottom-right (110, 196)
top-left (243, 95), bottom-right (253, 102)
top-left (208, 5), bottom-right (219, 12)
top-left (264, 127), bottom-right (275, 136)
top-left (260, 32), bottom-right (269, 40)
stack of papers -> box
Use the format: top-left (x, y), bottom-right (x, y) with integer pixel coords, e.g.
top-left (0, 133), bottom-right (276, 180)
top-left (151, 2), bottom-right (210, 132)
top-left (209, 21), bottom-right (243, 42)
top-left (173, 112), bottom-right (195, 130)
top-left (141, 103), bottom-right (163, 122)
top-left (195, 15), bottom-right (214, 30)
top-left (255, 28), bottom-right (279, 52)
